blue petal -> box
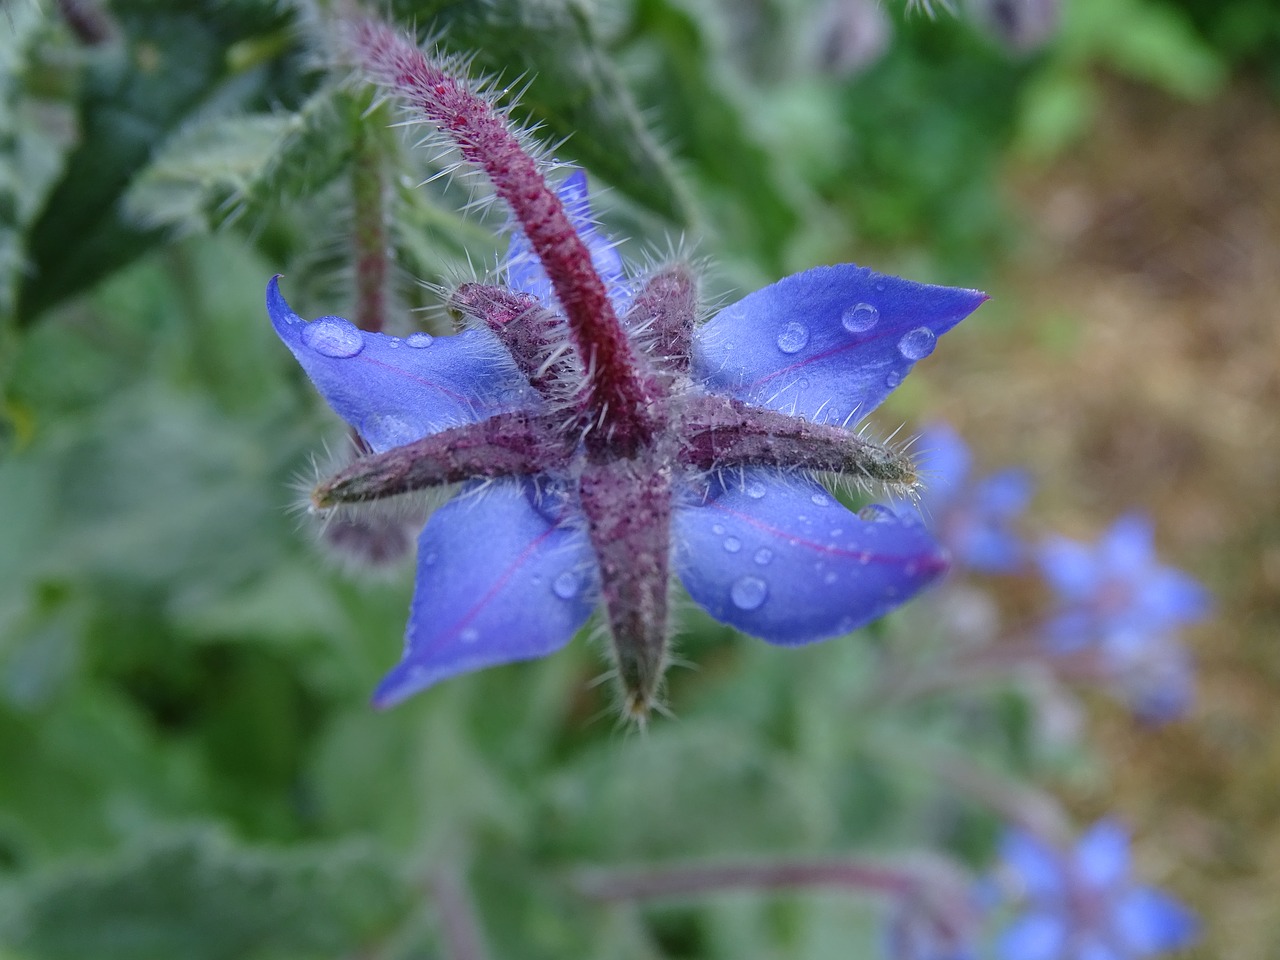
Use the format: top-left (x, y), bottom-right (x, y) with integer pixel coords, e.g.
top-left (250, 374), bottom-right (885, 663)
top-left (1000, 829), bottom-right (1067, 900)
top-left (505, 168), bottom-right (630, 310)
top-left (1038, 537), bottom-right (1102, 603)
top-left (1113, 887), bottom-right (1198, 954)
top-left (996, 911), bottom-right (1068, 960)
top-left (673, 470), bottom-right (947, 645)
top-left (1137, 568), bottom-right (1211, 628)
top-left (1102, 514), bottom-right (1156, 579)
top-left (268, 277), bottom-right (535, 452)
top-left (371, 479), bottom-right (598, 708)
top-left (916, 422), bottom-right (972, 509)
top-left (1074, 937), bottom-right (1123, 960)
top-left (690, 265), bottom-right (985, 424)
top-left (1074, 819), bottom-right (1131, 891)
top-left (974, 468), bottom-right (1034, 519)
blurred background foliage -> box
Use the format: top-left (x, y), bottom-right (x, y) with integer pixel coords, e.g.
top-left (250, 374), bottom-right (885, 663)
top-left (1, 0), bottom-right (1277, 957)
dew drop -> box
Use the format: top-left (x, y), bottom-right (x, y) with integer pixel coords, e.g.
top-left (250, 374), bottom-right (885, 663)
top-left (775, 322), bottom-right (810, 354)
top-left (860, 504), bottom-right (897, 523)
top-left (302, 317), bottom-right (364, 358)
top-left (824, 571), bottom-right (838, 585)
top-left (898, 326), bottom-right (937, 361)
top-left (885, 370), bottom-right (903, 389)
top-left (810, 492), bottom-right (831, 507)
top-left (365, 413), bottom-right (419, 447)
top-left (711, 523), bottom-right (726, 536)
top-left (723, 536), bottom-right (742, 554)
top-left (745, 480), bottom-right (767, 499)
top-left (421, 551), bottom-right (438, 566)
top-left (841, 302), bottom-right (879, 333)
top-left (405, 331), bottom-right (435, 348)
top-left (552, 570), bottom-right (581, 599)
top-left (729, 575), bottom-right (768, 611)
top-left (754, 547), bottom-right (774, 566)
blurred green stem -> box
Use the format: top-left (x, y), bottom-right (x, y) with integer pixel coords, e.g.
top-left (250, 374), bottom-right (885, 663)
top-left (427, 868), bottom-right (491, 960)
top-left (570, 857), bottom-right (933, 902)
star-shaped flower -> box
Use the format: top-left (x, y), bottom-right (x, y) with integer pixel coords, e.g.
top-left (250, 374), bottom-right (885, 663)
top-left (267, 18), bottom-right (987, 715)
top-left (904, 422), bottom-right (1033, 574)
top-left (1037, 515), bottom-right (1210, 720)
top-left (997, 820), bottom-right (1198, 960)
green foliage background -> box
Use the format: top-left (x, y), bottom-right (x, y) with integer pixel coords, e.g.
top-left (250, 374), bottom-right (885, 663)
top-left (0, 0), bottom-right (1269, 956)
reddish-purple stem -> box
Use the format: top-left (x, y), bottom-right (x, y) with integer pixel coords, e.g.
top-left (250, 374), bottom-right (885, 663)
top-left (348, 20), bottom-right (656, 453)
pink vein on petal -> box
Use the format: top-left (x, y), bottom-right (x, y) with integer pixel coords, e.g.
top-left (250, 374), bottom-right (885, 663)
top-left (707, 498), bottom-right (946, 572)
top-left (423, 521), bottom-right (562, 654)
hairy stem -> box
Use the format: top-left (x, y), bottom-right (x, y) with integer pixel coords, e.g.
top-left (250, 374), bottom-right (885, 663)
top-left (351, 118), bottom-right (389, 334)
top-left (347, 18), bottom-right (656, 453)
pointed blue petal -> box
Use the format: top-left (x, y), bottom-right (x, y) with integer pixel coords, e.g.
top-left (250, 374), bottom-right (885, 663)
top-left (371, 479), bottom-right (597, 708)
top-left (1000, 829), bottom-right (1067, 900)
top-left (505, 169), bottom-right (630, 310)
top-left (1074, 819), bottom-right (1131, 891)
top-left (691, 265), bottom-right (985, 424)
top-left (996, 911), bottom-right (1068, 960)
top-left (673, 470), bottom-right (947, 645)
top-left (268, 277), bottom-right (536, 452)
top-left (1113, 887), bottom-right (1198, 953)
top-left (1137, 568), bottom-right (1211, 628)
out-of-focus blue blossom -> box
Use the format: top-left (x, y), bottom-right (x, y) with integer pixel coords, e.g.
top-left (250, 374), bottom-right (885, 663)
top-left (1038, 515), bottom-right (1210, 720)
top-left (996, 819), bottom-right (1198, 960)
top-left (904, 422), bottom-right (1033, 573)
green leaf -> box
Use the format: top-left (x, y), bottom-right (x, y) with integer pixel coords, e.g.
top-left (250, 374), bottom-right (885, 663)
top-left (390, 0), bottom-right (691, 225)
top-left (124, 87), bottom-right (357, 234)
top-left (3, 828), bottom-right (413, 960)
top-left (17, 0), bottom-right (301, 324)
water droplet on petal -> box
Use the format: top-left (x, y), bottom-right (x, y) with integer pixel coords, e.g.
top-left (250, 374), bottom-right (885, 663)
top-left (730, 575), bottom-right (768, 611)
top-left (552, 571), bottom-right (580, 599)
top-left (723, 536), bottom-right (742, 553)
top-left (364, 413), bottom-right (419, 447)
top-left (811, 492), bottom-right (831, 507)
top-left (824, 571), bottom-right (838, 585)
top-left (406, 331), bottom-right (435, 348)
top-left (459, 627), bottom-right (479, 644)
top-left (841, 302), bottom-right (879, 333)
top-left (885, 370), bottom-right (902, 389)
top-left (754, 548), bottom-right (774, 566)
top-left (711, 523), bottom-right (726, 536)
top-left (302, 317), bottom-right (364, 358)
top-left (898, 326), bottom-right (937, 360)
top-left (860, 504), bottom-right (897, 523)
top-left (745, 480), bottom-right (767, 499)
top-left (776, 322), bottom-right (810, 354)
top-left (421, 551), bottom-right (438, 566)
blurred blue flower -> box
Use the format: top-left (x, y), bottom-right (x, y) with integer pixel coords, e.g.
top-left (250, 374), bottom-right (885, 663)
top-left (997, 819), bottom-right (1198, 960)
top-left (269, 171), bottom-right (985, 710)
top-left (905, 422), bottom-right (1032, 573)
top-left (1038, 515), bottom-right (1210, 720)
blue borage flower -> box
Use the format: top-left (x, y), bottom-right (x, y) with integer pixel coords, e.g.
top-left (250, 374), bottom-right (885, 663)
top-left (269, 19), bottom-right (987, 715)
top-left (1037, 515), bottom-right (1210, 720)
top-left (997, 820), bottom-right (1197, 960)
top-left (903, 422), bottom-right (1032, 574)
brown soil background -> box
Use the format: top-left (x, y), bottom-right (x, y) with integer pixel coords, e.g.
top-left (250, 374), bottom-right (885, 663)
top-left (931, 77), bottom-right (1280, 957)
